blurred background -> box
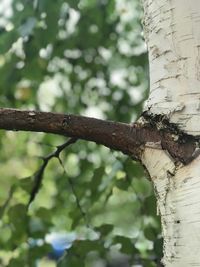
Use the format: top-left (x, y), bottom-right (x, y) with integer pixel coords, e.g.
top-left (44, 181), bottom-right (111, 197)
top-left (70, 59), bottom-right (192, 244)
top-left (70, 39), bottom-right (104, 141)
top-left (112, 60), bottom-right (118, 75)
top-left (0, 0), bottom-right (162, 266)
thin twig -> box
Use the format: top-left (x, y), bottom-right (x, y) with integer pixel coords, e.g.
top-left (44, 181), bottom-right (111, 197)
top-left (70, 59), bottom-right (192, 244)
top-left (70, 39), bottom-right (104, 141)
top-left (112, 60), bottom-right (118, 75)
top-left (28, 138), bottom-right (77, 207)
top-left (0, 186), bottom-right (15, 218)
top-left (57, 156), bottom-right (91, 228)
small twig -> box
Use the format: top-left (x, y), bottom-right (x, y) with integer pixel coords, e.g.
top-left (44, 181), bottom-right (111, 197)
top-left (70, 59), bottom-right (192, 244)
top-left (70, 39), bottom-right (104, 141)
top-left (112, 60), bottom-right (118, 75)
top-left (0, 186), bottom-right (15, 218)
top-left (57, 156), bottom-right (91, 228)
top-left (28, 138), bottom-right (77, 207)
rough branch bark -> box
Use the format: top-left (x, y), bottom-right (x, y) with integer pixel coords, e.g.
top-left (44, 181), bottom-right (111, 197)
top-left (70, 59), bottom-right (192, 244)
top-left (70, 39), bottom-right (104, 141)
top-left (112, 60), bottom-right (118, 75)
top-left (0, 108), bottom-right (198, 164)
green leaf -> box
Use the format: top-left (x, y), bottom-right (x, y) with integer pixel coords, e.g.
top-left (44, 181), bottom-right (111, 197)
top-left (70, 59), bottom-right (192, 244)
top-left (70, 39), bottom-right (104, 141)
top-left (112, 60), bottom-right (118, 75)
top-left (58, 254), bottom-right (85, 267)
top-left (8, 204), bottom-right (27, 223)
top-left (143, 260), bottom-right (157, 267)
top-left (115, 178), bottom-right (130, 191)
top-left (124, 159), bottom-right (144, 178)
top-left (90, 166), bottom-right (104, 194)
top-left (7, 204), bottom-right (28, 243)
top-left (154, 237), bottom-right (163, 259)
top-left (69, 208), bottom-right (83, 229)
top-left (67, 0), bottom-right (80, 10)
top-left (87, 166), bottom-right (105, 205)
top-left (29, 243), bottom-right (51, 259)
top-left (19, 176), bottom-right (33, 193)
top-left (113, 236), bottom-right (136, 255)
top-left (144, 226), bottom-right (157, 241)
top-left (75, 239), bottom-right (102, 255)
top-left (95, 224), bottom-right (114, 236)
top-left (144, 195), bottom-right (157, 216)
top-left (8, 258), bottom-right (25, 267)
top-left (0, 30), bottom-right (18, 54)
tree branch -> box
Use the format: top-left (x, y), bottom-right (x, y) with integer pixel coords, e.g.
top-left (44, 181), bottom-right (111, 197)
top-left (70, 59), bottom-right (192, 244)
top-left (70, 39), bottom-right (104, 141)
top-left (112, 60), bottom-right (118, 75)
top-left (0, 108), bottom-right (156, 160)
top-left (0, 108), bottom-right (198, 164)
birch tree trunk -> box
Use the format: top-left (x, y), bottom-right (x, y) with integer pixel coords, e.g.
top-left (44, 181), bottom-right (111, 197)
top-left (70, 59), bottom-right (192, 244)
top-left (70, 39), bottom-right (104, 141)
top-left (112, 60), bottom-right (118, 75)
top-left (142, 0), bottom-right (200, 266)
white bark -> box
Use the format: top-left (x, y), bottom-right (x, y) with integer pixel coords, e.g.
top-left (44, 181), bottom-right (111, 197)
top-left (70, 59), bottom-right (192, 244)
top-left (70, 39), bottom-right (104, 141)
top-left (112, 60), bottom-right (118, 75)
top-left (142, 0), bottom-right (200, 266)
top-left (143, 0), bottom-right (200, 135)
top-left (142, 149), bottom-right (200, 266)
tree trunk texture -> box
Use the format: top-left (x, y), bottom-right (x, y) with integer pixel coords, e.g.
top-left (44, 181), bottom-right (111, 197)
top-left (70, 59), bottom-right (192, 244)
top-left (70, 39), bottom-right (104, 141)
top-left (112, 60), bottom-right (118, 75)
top-left (142, 0), bottom-right (200, 266)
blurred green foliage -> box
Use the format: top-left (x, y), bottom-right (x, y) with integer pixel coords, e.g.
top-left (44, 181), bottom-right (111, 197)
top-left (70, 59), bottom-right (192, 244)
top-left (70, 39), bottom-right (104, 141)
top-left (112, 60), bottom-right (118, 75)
top-left (0, 0), bottom-right (162, 266)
